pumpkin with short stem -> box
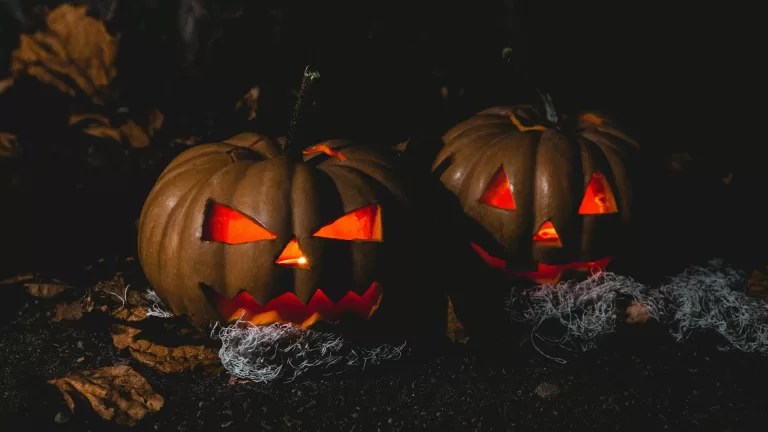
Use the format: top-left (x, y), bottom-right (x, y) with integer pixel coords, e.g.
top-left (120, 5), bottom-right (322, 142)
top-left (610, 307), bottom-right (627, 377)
top-left (432, 97), bottom-right (639, 284)
top-left (138, 68), bottom-right (418, 329)
top-left (138, 133), bottom-right (414, 327)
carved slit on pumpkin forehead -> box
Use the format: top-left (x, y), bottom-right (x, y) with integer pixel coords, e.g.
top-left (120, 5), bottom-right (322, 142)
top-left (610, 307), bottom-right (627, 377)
top-left (201, 281), bottom-right (383, 328)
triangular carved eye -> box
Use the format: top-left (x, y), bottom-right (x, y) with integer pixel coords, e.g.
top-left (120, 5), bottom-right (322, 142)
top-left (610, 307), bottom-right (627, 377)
top-left (313, 205), bottom-right (383, 241)
top-left (579, 171), bottom-right (619, 214)
top-left (480, 167), bottom-right (516, 210)
top-left (203, 201), bottom-right (276, 244)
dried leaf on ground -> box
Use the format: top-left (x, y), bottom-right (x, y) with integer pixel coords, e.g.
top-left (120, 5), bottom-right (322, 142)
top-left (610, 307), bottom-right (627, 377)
top-left (625, 301), bottom-right (652, 324)
top-left (48, 365), bottom-right (164, 426)
top-left (446, 296), bottom-right (469, 344)
top-left (110, 325), bottom-right (222, 374)
top-left (70, 109), bottom-right (164, 149)
top-left (111, 325), bottom-right (143, 350)
top-left (25, 283), bottom-right (72, 297)
top-left (93, 275), bottom-right (142, 307)
top-left (70, 113), bottom-right (120, 141)
top-left (130, 340), bottom-right (222, 374)
top-left (118, 120), bottom-right (152, 148)
top-left (53, 302), bottom-right (84, 321)
top-left (112, 307), bottom-right (148, 322)
top-left (1, 273), bottom-right (35, 285)
top-left (0, 78), bottom-right (12, 95)
top-left (11, 4), bottom-right (116, 104)
top-left (0, 132), bottom-right (20, 157)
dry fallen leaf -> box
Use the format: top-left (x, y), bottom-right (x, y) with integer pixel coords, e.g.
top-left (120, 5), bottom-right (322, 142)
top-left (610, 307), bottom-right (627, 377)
top-left (53, 302), bottom-right (84, 322)
top-left (625, 301), bottom-right (652, 324)
top-left (0, 78), bottom-right (12, 95)
top-left (1, 273), bottom-right (35, 285)
top-left (129, 340), bottom-right (222, 374)
top-left (11, 4), bottom-right (116, 104)
top-left (392, 139), bottom-right (409, 153)
top-left (70, 110), bottom-right (164, 149)
top-left (112, 306), bottom-right (148, 322)
top-left (0, 132), bottom-right (20, 157)
top-left (110, 325), bottom-right (221, 374)
top-left (235, 86), bottom-right (260, 120)
top-left (446, 296), bottom-right (469, 344)
top-left (746, 268), bottom-right (768, 302)
top-left (48, 365), bottom-right (164, 426)
top-left (111, 325), bottom-right (143, 350)
top-left (25, 283), bottom-right (72, 298)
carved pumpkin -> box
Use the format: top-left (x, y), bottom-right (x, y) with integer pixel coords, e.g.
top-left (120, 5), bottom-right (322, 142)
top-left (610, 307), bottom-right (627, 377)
top-left (138, 133), bottom-right (412, 328)
top-left (432, 103), bottom-right (639, 284)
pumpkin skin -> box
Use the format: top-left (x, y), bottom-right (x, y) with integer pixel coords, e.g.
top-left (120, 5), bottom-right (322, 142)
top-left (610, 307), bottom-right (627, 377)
top-left (138, 133), bottom-right (410, 327)
top-left (432, 106), bottom-right (639, 284)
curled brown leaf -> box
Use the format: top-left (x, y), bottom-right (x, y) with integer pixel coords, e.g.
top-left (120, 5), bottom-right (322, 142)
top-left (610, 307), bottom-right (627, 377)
top-left (48, 365), bottom-right (164, 426)
top-left (0, 78), bottom-right (12, 95)
top-left (446, 296), bottom-right (469, 344)
top-left (25, 283), bottom-right (72, 298)
top-left (1, 273), bottom-right (35, 285)
top-left (11, 4), bottom-right (116, 104)
top-left (0, 132), bottom-right (20, 158)
top-left (70, 110), bottom-right (164, 149)
top-left (53, 302), bottom-right (84, 322)
top-left (112, 306), bottom-right (148, 322)
top-left (110, 325), bottom-right (222, 374)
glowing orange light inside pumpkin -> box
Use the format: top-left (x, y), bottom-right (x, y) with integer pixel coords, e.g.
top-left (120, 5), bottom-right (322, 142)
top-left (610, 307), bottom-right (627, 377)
top-left (469, 242), bottom-right (613, 284)
top-left (303, 144), bottom-right (347, 161)
top-left (470, 242), bottom-right (506, 270)
top-left (203, 201), bottom-right (276, 244)
top-left (313, 204), bottom-right (383, 241)
top-left (480, 167), bottom-right (516, 210)
top-left (579, 171), bottom-right (619, 215)
top-left (533, 221), bottom-right (562, 247)
top-left (275, 239), bottom-right (309, 268)
top-left (510, 256), bottom-right (613, 285)
top-left (211, 282), bottom-right (383, 328)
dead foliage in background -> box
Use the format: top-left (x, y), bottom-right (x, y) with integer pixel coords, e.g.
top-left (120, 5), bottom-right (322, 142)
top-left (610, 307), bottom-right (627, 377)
top-left (5, 4), bottom-right (164, 151)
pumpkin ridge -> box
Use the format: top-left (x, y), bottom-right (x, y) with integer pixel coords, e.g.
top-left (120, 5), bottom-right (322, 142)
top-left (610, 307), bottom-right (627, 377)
top-left (155, 174), bottom-right (215, 315)
top-left (435, 104), bottom-right (639, 284)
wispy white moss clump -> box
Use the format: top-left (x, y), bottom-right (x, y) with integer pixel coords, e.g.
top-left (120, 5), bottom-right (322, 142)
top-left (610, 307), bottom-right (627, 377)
top-left (213, 320), bottom-right (407, 383)
top-left (511, 260), bottom-right (768, 362)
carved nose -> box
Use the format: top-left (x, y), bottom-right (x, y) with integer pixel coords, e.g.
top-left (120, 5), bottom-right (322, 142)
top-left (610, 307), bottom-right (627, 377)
top-left (533, 221), bottom-right (562, 247)
top-left (275, 239), bottom-right (309, 268)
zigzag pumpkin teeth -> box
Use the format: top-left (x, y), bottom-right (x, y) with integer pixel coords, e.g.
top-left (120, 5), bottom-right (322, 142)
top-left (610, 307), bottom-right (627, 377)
top-left (203, 282), bottom-right (383, 327)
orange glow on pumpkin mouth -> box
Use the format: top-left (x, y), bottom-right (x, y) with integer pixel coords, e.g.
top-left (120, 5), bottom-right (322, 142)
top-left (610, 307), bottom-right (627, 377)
top-left (469, 242), bottom-right (612, 285)
top-left (202, 282), bottom-right (383, 328)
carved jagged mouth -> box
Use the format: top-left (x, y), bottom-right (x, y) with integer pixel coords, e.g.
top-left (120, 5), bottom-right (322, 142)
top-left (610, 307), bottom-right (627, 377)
top-left (507, 257), bottom-right (613, 285)
top-left (201, 282), bottom-right (383, 328)
top-left (470, 242), bottom-right (612, 285)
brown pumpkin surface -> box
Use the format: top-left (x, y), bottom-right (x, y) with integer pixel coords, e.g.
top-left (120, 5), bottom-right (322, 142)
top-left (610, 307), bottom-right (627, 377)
top-left (138, 133), bottom-right (409, 327)
top-left (433, 105), bottom-right (639, 284)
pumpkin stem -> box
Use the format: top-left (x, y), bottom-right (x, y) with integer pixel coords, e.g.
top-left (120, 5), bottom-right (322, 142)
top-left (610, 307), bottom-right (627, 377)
top-left (284, 65), bottom-right (320, 162)
top-left (536, 88), bottom-right (559, 125)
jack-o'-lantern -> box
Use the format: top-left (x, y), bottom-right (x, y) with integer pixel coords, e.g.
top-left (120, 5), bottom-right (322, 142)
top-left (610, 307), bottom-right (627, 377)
top-left (432, 98), bottom-right (639, 285)
top-left (137, 133), bottom-right (414, 327)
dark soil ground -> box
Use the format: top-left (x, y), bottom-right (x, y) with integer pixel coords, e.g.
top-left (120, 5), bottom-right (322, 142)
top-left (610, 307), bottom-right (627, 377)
top-left (1, 260), bottom-right (767, 432)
